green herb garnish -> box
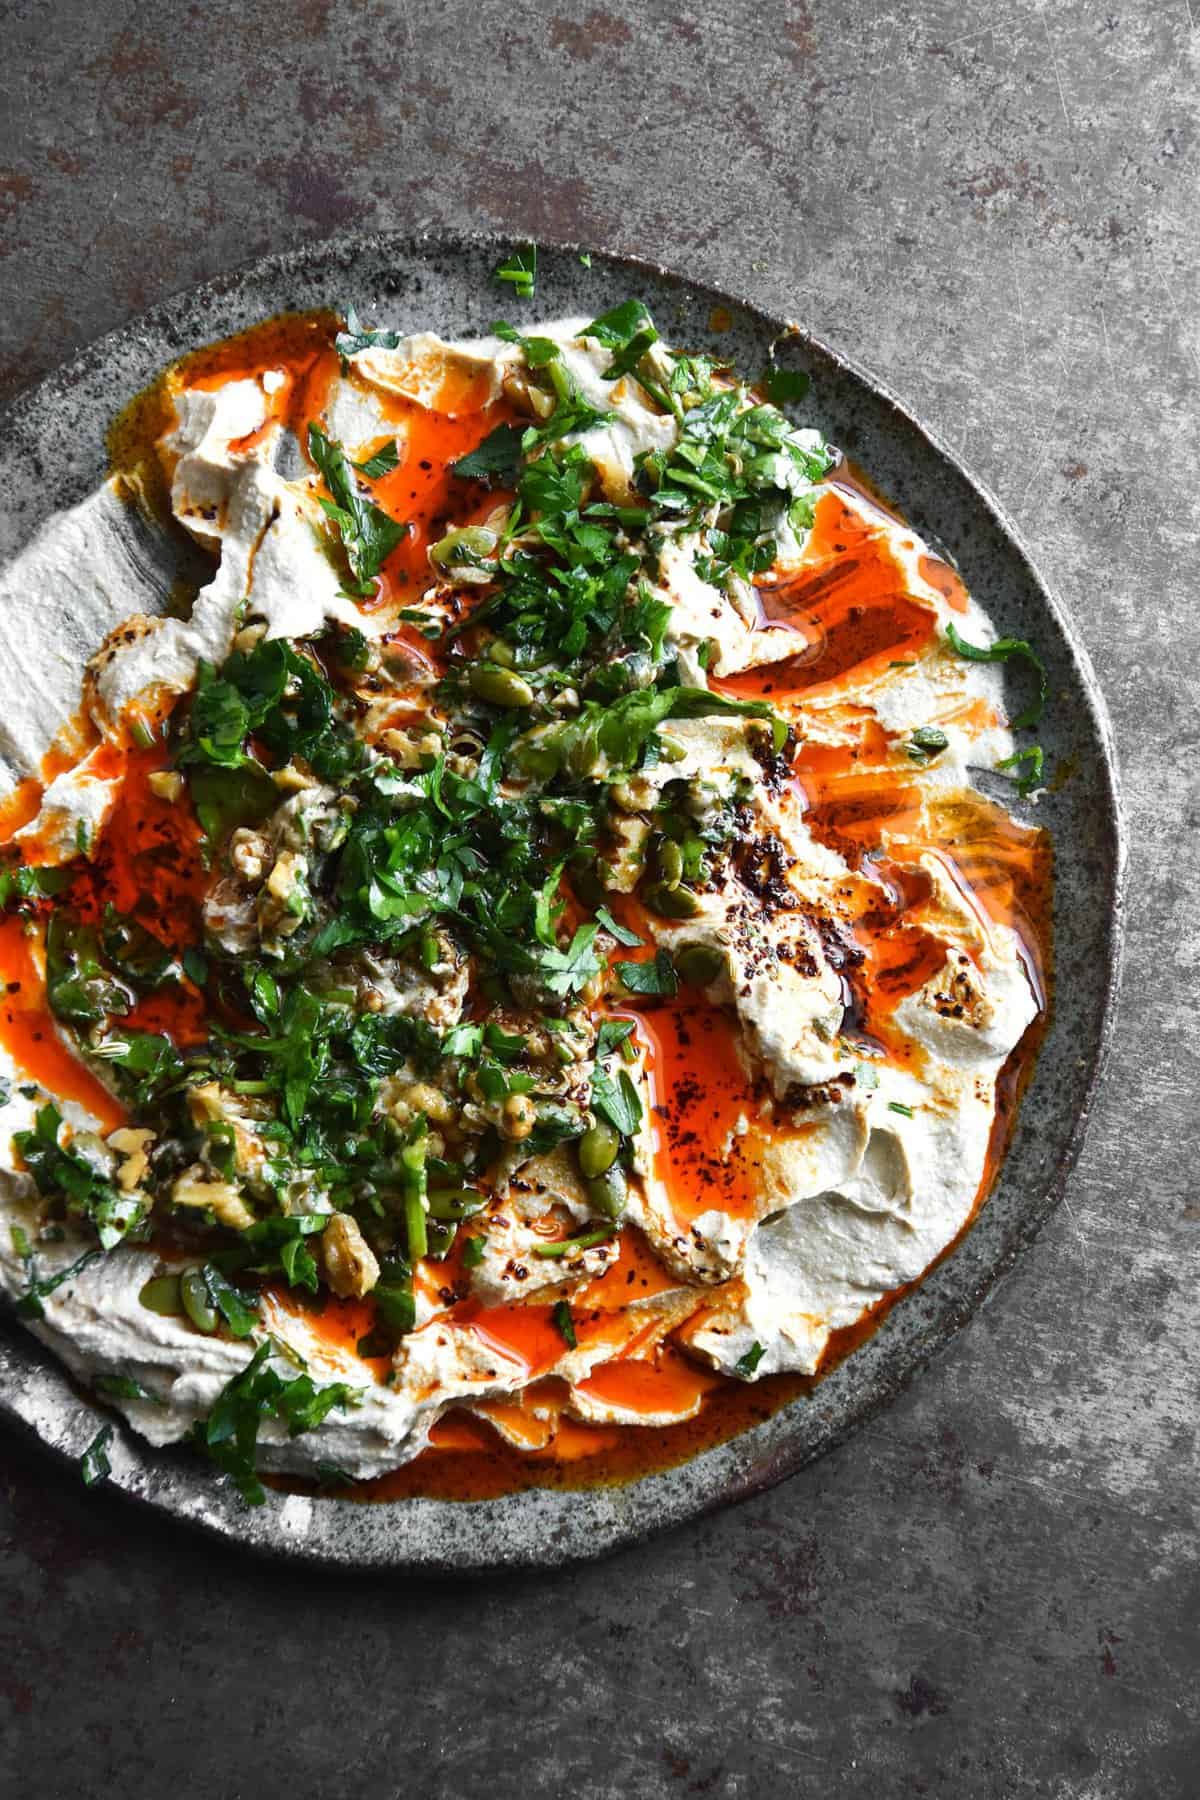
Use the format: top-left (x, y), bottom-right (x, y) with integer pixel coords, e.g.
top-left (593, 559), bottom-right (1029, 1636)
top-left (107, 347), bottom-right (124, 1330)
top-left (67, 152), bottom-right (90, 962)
top-left (494, 244), bottom-right (537, 300)
top-left (944, 622), bottom-right (1048, 730)
top-left (615, 952), bottom-right (678, 998)
top-left (307, 422), bottom-right (408, 595)
top-left (80, 1424), bottom-right (114, 1487)
top-left (193, 1340), bottom-right (361, 1506)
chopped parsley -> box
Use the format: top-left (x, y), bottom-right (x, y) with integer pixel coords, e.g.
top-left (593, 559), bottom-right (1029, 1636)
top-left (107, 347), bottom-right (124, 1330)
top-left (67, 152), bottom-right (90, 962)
top-left (80, 1424), bottom-right (114, 1487)
top-left (307, 423), bottom-right (408, 595)
top-left (353, 440), bottom-right (400, 479)
top-left (907, 726), bottom-right (949, 763)
top-left (997, 744), bottom-right (1046, 797)
top-left (944, 621), bottom-right (1048, 731)
top-left (334, 307), bottom-right (403, 358)
top-left (193, 1340), bottom-right (361, 1506)
top-left (493, 243), bottom-right (537, 300)
top-left (615, 952), bottom-right (678, 998)
top-left (760, 367), bottom-right (810, 405)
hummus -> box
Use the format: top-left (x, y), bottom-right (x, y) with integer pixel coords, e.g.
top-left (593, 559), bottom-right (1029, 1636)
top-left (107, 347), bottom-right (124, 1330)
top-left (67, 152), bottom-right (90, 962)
top-left (0, 292), bottom-right (1051, 1500)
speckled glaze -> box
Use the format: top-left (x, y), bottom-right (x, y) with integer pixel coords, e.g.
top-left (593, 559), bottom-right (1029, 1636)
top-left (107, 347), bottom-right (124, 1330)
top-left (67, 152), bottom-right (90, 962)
top-left (0, 232), bottom-right (1124, 1573)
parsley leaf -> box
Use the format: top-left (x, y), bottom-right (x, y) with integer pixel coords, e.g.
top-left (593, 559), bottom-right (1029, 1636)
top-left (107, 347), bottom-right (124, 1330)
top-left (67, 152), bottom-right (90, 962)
top-left (591, 1063), bottom-right (642, 1136)
top-left (584, 298), bottom-right (655, 351)
top-left (595, 1019), bottom-right (635, 1058)
top-left (308, 423), bottom-right (408, 595)
top-left (335, 307), bottom-right (404, 358)
top-left (595, 905), bottom-right (642, 947)
top-left (492, 319), bottom-right (561, 368)
top-left (615, 951), bottom-right (677, 997)
top-left (494, 243), bottom-right (537, 300)
top-left (201, 1263), bottom-right (260, 1339)
top-left (353, 440), bottom-right (399, 479)
top-left (551, 1299), bottom-right (577, 1349)
top-left (535, 922), bottom-right (604, 999)
top-left (997, 744), bottom-right (1045, 797)
top-left (450, 423), bottom-right (524, 486)
top-left (80, 1424), bottom-right (114, 1487)
top-left (944, 622), bottom-right (1048, 730)
top-left (735, 1341), bottom-right (765, 1379)
top-left (760, 368), bottom-right (810, 405)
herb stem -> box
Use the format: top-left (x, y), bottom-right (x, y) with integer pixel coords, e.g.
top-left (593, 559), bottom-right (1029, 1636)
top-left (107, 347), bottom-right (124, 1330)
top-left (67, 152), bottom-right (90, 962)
top-left (532, 1226), bottom-right (616, 1259)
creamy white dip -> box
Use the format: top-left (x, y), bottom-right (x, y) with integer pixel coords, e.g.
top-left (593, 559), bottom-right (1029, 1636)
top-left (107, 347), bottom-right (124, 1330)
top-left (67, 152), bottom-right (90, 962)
top-left (0, 312), bottom-right (1046, 1486)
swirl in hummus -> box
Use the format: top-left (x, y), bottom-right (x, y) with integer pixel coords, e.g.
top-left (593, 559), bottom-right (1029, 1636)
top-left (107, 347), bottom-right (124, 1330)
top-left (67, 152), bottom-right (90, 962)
top-left (0, 291), bottom-right (1051, 1502)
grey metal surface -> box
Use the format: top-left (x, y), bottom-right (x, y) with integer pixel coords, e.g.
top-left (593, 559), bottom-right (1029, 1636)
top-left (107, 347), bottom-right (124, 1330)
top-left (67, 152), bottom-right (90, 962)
top-left (0, 0), bottom-right (1193, 1792)
top-left (0, 229), bottom-right (1122, 1571)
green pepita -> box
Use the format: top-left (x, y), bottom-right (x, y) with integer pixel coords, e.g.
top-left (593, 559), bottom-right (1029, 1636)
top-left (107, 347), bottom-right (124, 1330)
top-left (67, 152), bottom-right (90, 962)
top-left (643, 881), bottom-right (702, 919)
top-left (138, 1273), bottom-right (183, 1317)
top-left (577, 1121), bottom-right (620, 1180)
top-left (180, 1267), bottom-right (219, 1335)
top-left (468, 663), bottom-right (534, 708)
top-left (429, 524), bottom-right (497, 569)
top-left (517, 745), bottom-right (559, 782)
top-left (585, 1164), bottom-right (628, 1221)
top-left (656, 837), bottom-right (684, 889)
top-left (674, 942), bottom-right (726, 987)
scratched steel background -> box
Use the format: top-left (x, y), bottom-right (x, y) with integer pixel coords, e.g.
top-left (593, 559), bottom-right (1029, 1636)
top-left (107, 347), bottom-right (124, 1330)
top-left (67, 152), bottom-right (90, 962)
top-left (0, 2), bottom-right (1195, 1796)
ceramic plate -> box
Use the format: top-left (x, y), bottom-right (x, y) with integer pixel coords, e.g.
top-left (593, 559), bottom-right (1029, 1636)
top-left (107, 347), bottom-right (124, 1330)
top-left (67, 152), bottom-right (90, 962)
top-left (0, 232), bottom-right (1124, 1570)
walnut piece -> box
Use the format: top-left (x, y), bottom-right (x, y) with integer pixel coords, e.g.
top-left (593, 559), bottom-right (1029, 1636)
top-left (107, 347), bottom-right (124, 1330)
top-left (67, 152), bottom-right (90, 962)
top-left (320, 1212), bottom-right (381, 1299)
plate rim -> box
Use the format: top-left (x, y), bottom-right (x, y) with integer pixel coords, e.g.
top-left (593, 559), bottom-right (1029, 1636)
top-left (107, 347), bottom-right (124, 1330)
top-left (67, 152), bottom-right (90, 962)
top-left (0, 225), bottom-right (1126, 1572)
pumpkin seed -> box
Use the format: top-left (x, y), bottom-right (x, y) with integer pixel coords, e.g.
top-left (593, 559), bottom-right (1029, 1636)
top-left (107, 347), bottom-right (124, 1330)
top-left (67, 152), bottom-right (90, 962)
top-left (429, 524), bottom-right (497, 569)
top-left (138, 1273), bottom-right (183, 1317)
top-left (656, 837), bottom-right (684, 889)
top-left (179, 1267), bottom-right (218, 1335)
top-left (585, 1164), bottom-right (628, 1220)
top-left (643, 880), bottom-right (701, 918)
top-left (674, 942), bottom-right (726, 986)
top-left (577, 1121), bottom-right (620, 1179)
top-left (468, 663), bottom-right (534, 708)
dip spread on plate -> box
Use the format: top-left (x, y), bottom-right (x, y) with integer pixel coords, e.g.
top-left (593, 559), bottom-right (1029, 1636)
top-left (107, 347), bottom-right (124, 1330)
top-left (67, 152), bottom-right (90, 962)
top-left (0, 288), bottom-right (1051, 1503)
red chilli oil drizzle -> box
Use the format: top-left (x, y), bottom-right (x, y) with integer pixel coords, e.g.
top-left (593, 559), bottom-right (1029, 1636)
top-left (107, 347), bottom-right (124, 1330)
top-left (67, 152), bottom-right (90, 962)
top-left (4, 316), bottom-right (1052, 1505)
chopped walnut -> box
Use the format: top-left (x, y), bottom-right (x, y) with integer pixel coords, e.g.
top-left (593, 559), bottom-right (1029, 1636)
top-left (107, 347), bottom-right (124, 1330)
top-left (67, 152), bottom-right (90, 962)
top-left (106, 1126), bottom-right (155, 1192)
top-left (230, 828), bottom-right (271, 884)
top-left (170, 1165), bottom-right (256, 1232)
top-left (270, 759), bottom-right (320, 793)
top-left (321, 1212), bottom-right (381, 1299)
top-left (146, 770), bottom-right (184, 803)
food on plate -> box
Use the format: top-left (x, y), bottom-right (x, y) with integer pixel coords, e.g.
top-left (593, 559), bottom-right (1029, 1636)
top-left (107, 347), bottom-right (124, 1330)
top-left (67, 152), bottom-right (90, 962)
top-left (0, 283), bottom-right (1050, 1504)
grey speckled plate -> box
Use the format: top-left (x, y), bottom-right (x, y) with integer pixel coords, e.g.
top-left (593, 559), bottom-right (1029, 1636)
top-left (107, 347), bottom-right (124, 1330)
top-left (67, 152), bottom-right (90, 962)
top-left (0, 232), bottom-right (1124, 1572)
